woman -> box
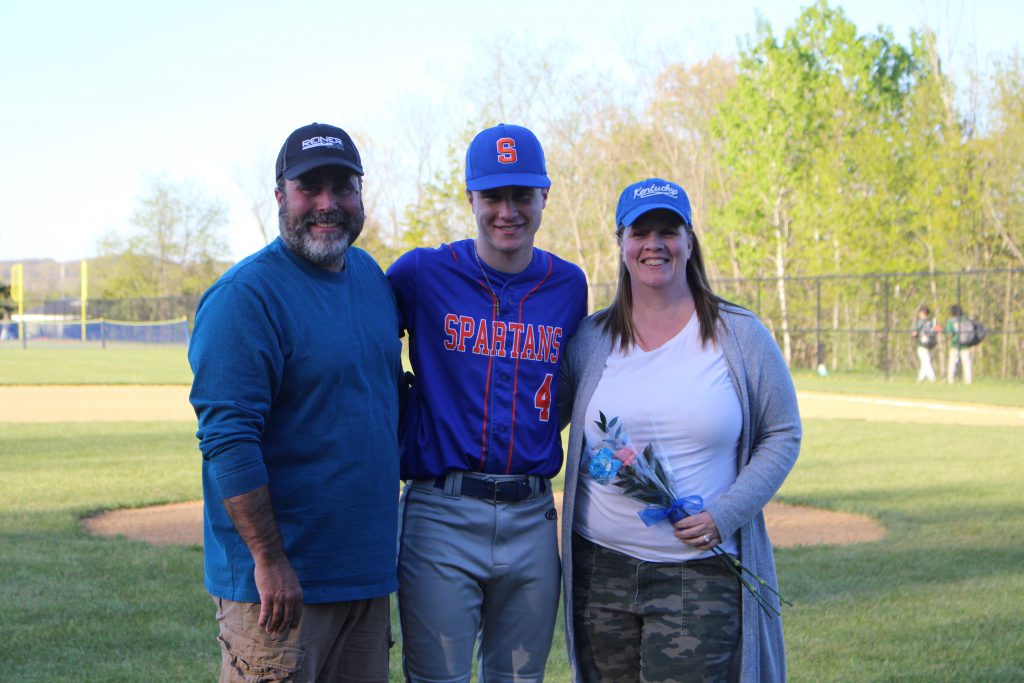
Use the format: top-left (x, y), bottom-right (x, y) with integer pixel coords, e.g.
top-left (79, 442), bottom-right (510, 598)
top-left (559, 178), bottom-right (801, 682)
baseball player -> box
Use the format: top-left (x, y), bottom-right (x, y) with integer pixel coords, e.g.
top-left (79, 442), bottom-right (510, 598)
top-left (387, 123), bottom-right (587, 682)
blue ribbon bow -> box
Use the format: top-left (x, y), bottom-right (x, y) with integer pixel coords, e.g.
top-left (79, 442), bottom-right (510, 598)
top-left (637, 495), bottom-right (704, 527)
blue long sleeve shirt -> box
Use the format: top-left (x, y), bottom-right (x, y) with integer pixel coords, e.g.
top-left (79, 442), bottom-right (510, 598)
top-left (189, 238), bottom-right (402, 603)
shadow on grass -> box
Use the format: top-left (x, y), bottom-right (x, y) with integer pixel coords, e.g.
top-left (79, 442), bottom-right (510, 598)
top-left (1, 526), bottom-right (217, 681)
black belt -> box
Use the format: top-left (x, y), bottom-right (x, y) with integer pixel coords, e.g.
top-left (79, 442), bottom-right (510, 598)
top-left (433, 474), bottom-right (547, 503)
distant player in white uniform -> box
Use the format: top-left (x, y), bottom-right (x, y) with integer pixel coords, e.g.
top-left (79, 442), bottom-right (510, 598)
top-left (387, 124), bottom-right (587, 682)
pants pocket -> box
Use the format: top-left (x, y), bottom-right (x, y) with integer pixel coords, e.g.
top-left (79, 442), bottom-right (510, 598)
top-left (218, 621), bottom-right (305, 682)
top-left (570, 532), bottom-right (598, 626)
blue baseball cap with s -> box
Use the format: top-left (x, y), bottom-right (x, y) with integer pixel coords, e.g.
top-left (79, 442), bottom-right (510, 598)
top-left (465, 123), bottom-right (551, 191)
top-left (616, 178), bottom-right (692, 229)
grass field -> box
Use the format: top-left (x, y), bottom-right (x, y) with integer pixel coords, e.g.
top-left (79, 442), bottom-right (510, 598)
top-left (1, 347), bottom-right (1023, 681)
top-left (792, 369), bottom-right (1024, 407)
top-left (0, 344), bottom-right (192, 385)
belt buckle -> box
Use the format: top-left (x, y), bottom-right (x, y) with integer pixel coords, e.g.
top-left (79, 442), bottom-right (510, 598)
top-left (491, 479), bottom-right (529, 503)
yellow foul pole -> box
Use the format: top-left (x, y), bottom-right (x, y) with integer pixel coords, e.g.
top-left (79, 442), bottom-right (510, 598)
top-left (11, 263), bottom-right (24, 345)
top-left (81, 260), bottom-right (88, 341)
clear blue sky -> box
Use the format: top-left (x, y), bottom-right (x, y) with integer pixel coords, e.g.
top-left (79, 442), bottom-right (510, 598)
top-left (1, 0), bottom-right (1020, 264)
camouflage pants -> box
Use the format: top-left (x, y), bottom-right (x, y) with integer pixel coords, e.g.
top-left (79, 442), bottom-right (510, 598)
top-left (571, 533), bottom-right (741, 683)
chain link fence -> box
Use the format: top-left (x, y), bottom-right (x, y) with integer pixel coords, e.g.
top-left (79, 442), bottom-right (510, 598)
top-left (592, 268), bottom-right (1024, 380)
top-left (42, 295), bottom-right (201, 325)
top-left (7, 270), bottom-right (1023, 378)
top-left (2, 295), bottom-right (201, 346)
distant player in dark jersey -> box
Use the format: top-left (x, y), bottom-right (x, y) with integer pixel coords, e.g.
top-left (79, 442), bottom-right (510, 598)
top-left (387, 123), bottom-right (587, 682)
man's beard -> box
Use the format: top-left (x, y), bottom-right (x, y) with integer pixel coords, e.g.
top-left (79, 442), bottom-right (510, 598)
top-left (279, 200), bottom-right (365, 269)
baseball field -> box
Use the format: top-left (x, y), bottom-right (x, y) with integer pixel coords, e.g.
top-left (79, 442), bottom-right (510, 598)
top-left (1, 345), bottom-right (1023, 681)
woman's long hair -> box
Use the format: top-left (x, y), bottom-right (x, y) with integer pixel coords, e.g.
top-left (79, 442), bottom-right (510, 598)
top-left (595, 219), bottom-right (725, 351)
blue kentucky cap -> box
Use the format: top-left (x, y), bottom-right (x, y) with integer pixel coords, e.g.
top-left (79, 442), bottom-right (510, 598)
top-left (465, 123), bottom-right (551, 191)
top-left (615, 178), bottom-right (692, 229)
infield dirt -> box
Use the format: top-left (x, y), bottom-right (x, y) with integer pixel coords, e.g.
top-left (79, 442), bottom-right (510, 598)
top-left (8, 384), bottom-right (1014, 548)
top-left (83, 495), bottom-right (885, 549)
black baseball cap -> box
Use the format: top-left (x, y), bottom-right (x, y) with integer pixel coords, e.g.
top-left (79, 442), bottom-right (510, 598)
top-left (275, 122), bottom-right (364, 182)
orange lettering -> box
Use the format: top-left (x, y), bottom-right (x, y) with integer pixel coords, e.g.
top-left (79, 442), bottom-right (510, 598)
top-left (496, 137), bottom-right (517, 164)
top-left (457, 315), bottom-right (474, 352)
top-left (444, 314), bottom-right (459, 350)
top-left (507, 322), bottom-right (525, 359)
top-left (472, 318), bottom-right (490, 355)
top-left (522, 324), bottom-right (536, 360)
top-left (534, 373), bottom-right (553, 422)
top-left (537, 325), bottom-right (552, 362)
top-left (491, 321), bottom-right (508, 357)
top-left (549, 327), bottom-right (563, 363)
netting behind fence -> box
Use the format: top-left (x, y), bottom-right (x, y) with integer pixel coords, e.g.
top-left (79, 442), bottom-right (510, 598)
top-left (2, 318), bottom-right (190, 346)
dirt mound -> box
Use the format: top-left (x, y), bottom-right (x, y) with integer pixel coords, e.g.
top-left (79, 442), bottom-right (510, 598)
top-left (83, 495), bottom-right (883, 548)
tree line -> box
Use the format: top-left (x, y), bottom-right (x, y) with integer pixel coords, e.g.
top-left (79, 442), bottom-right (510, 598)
top-left (88, 2), bottom-right (1022, 367)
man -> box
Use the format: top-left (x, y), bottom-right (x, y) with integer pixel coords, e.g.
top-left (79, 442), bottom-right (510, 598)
top-left (189, 122), bottom-right (403, 682)
top-left (387, 123), bottom-right (587, 682)
top-left (945, 304), bottom-right (973, 384)
top-left (911, 305), bottom-right (937, 383)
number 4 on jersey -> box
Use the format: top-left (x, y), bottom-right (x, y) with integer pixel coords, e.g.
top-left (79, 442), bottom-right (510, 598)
top-left (534, 373), bottom-right (553, 422)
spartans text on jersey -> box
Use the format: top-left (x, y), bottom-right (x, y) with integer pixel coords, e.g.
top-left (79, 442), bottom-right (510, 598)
top-left (443, 314), bottom-right (563, 362)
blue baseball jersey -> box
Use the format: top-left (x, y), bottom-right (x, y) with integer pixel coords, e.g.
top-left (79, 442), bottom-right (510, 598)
top-left (387, 239), bottom-right (587, 480)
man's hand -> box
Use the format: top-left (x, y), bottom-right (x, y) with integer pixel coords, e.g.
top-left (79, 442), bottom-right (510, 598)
top-left (253, 552), bottom-right (303, 632)
top-left (223, 485), bottom-right (303, 633)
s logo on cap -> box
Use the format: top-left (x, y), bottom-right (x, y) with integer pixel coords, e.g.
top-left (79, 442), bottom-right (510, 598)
top-left (496, 137), bottom-right (517, 164)
top-left (465, 124), bottom-right (549, 190)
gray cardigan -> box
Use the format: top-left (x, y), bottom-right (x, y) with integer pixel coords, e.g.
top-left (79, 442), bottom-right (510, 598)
top-left (558, 303), bottom-right (802, 682)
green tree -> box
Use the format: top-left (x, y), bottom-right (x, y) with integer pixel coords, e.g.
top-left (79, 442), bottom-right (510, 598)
top-left (399, 137), bottom-right (475, 256)
top-left (711, 1), bottom-right (925, 364)
top-left (97, 179), bottom-right (229, 299)
top-left (981, 49), bottom-right (1024, 268)
top-left (898, 30), bottom-right (976, 276)
top-left (0, 282), bottom-right (13, 317)
top-left (711, 10), bottom-right (828, 363)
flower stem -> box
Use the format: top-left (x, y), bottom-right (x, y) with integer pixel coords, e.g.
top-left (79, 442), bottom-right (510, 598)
top-left (710, 548), bottom-right (787, 617)
top-left (716, 549), bottom-right (793, 606)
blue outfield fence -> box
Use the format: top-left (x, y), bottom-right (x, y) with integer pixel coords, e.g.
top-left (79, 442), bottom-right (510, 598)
top-left (2, 294), bottom-right (199, 348)
top-left (90, 318), bottom-right (190, 345)
top-left (4, 317), bottom-right (190, 346)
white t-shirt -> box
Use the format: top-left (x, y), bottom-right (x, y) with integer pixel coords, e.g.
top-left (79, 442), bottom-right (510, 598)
top-left (574, 315), bottom-right (742, 562)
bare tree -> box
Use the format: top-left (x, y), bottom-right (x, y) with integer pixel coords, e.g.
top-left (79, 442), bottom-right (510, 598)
top-left (230, 151), bottom-right (277, 247)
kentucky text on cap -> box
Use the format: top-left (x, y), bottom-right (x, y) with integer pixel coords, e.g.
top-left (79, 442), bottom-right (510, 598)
top-left (465, 123), bottom-right (551, 191)
top-left (615, 177), bottom-right (692, 229)
top-left (276, 123), bottom-right (364, 182)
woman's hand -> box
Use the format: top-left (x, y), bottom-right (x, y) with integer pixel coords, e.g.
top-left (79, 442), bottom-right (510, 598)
top-left (673, 511), bottom-right (720, 549)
